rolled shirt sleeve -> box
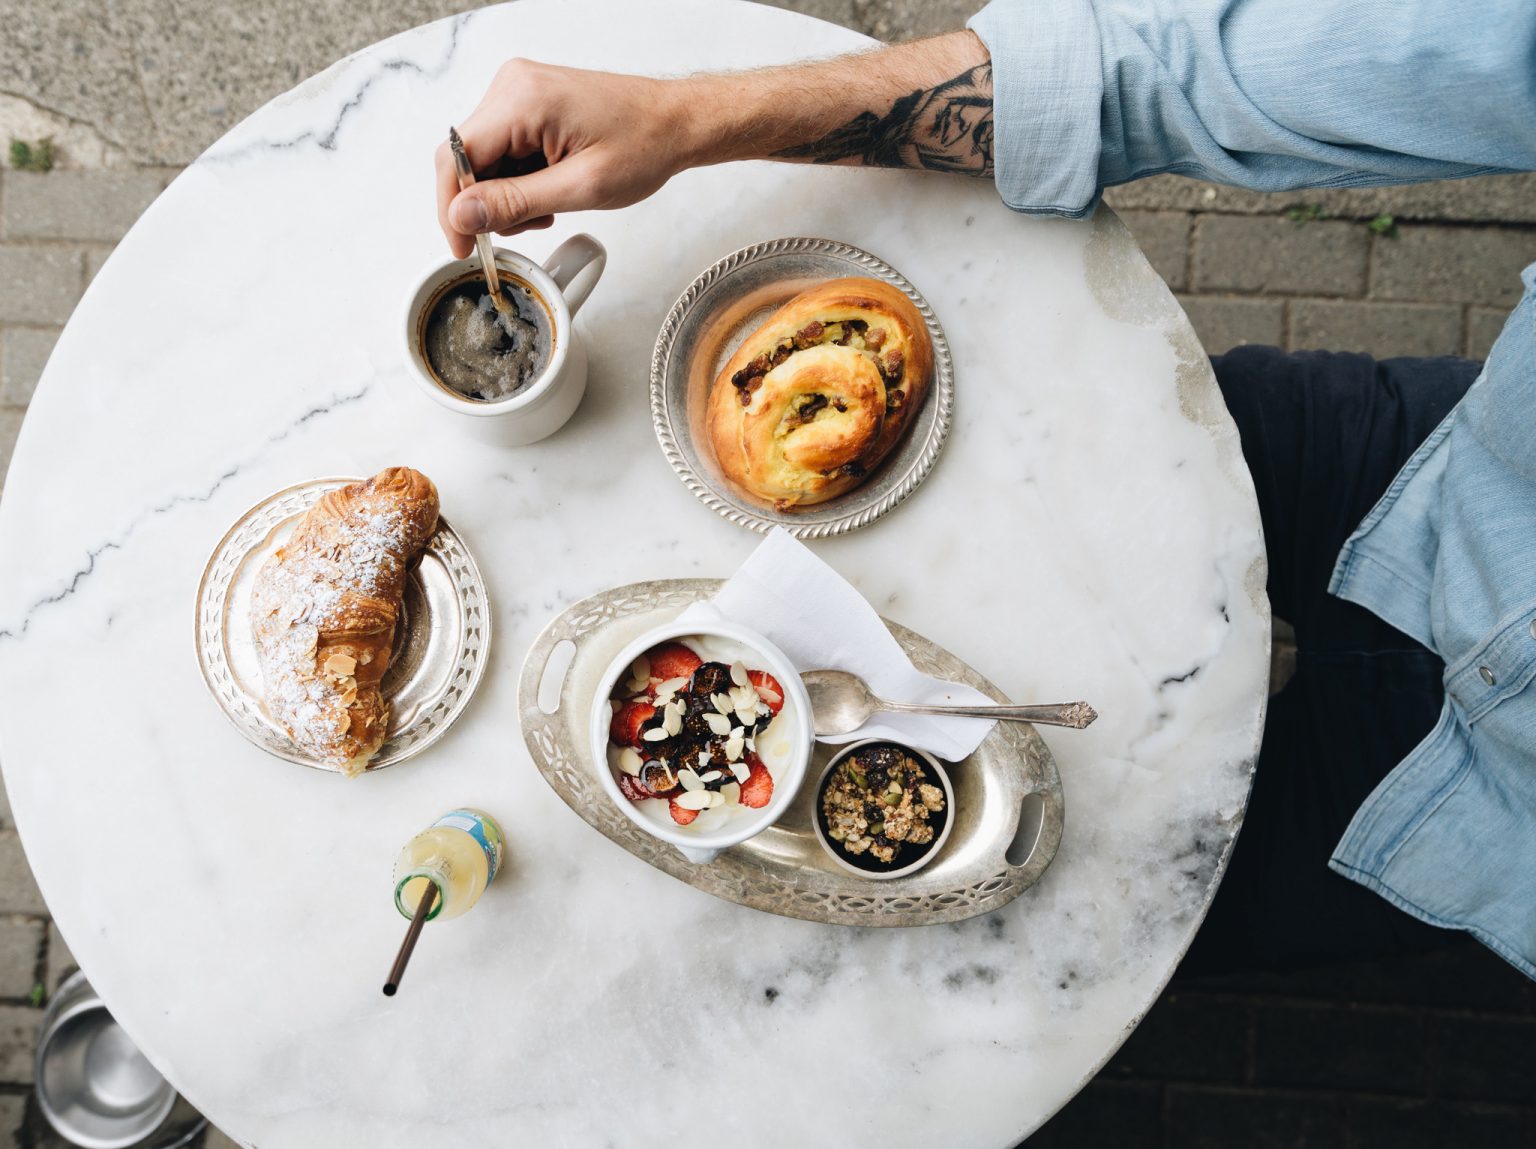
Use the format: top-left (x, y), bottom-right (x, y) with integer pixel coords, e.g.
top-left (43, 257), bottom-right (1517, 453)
top-left (968, 0), bottom-right (1536, 218)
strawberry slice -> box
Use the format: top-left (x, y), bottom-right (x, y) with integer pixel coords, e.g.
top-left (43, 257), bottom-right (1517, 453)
top-left (610, 701), bottom-right (656, 748)
top-left (646, 642), bottom-right (703, 683)
top-left (740, 754), bottom-right (774, 809)
top-left (618, 774), bottom-right (653, 804)
top-left (747, 670), bottom-right (785, 715)
top-left (668, 798), bottom-right (700, 826)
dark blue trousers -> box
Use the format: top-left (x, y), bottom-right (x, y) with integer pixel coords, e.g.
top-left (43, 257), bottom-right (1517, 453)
top-left (1179, 347), bottom-right (1483, 976)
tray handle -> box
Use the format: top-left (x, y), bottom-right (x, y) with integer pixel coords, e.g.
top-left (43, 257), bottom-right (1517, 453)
top-left (1003, 784), bottom-right (1065, 883)
top-left (535, 638), bottom-right (578, 715)
top-left (1006, 791), bottom-right (1047, 867)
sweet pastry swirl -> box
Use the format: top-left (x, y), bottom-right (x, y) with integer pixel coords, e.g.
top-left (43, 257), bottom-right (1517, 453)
top-left (706, 277), bottom-right (933, 509)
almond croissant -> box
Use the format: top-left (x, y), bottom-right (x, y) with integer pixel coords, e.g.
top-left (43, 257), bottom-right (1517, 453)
top-left (250, 467), bottom-right (440, 774)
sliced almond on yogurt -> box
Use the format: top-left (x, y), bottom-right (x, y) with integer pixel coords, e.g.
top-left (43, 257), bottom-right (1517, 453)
top-left (674, 789), bottom-right (713, 811)
top-left (642, 728), bottom-right (669, 743)
top-left (691, 805), bottom-right (732, 833)
top-left (712, 693), bottom-right (734, 715)
top-left (698, 769), bottom-right (723, 783)
top-left (618, 747), bottom-right (644, 776)
top-left (629, 655), bottom-right (652, 683)
top-left (721, 781), bottom-right (742, 805)
top-left (730, 760), bottom-right (751, 784)
top-left (678, 768), bottom-right (705, 792)
top-left (730, 661), bottom-right (749, 687)
top-left (704, 712), bottom-right (732, 736)
top-left (657, 676), bottom-right (690, 696)
top-left (725, 731), bottom-right (745, 761)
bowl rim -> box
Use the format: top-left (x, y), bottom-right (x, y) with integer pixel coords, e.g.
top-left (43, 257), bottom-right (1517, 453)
top-left (810, 738), bottom-right (956, 881)
top-left (589, 618), bottom-right (812, 851)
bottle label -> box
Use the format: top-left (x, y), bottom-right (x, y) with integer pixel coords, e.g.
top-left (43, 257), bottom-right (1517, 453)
top-left (434, 809), bottom-right (504, 883)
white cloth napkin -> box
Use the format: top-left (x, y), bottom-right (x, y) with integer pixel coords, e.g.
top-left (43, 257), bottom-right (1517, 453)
top-left (678, 529), bottom-right (995, 760)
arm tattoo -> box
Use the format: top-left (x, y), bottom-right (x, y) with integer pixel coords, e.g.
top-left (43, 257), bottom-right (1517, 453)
top-left (773, 63), bottom-right (994, 176)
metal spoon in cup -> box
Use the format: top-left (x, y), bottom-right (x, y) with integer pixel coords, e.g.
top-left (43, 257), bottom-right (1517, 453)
top-left (801, 669), bottom-right (1098, 738)
top-left (447, 126), bottom-right (513, 316)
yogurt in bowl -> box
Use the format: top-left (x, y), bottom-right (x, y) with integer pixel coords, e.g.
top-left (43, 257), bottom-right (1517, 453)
top-left (590, 620), bottom-right (812, 864)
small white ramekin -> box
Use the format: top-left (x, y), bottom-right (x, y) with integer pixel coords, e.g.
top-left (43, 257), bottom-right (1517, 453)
top-left (811, 739), bottom-right (955, 880)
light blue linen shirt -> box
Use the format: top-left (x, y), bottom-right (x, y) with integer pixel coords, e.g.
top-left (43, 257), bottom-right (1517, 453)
top-left (969, 0), bottom-right (1536, 978)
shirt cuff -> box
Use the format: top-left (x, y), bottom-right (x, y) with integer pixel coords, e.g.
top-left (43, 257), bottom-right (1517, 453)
top-left (967, 0), bottom-right (1105, 218)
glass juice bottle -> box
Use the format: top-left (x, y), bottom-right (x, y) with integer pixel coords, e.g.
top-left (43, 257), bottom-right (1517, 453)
top-left (393, 808), bottom-right (505, 921)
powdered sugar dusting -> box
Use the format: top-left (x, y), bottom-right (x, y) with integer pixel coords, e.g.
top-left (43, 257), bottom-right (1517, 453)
top-left (249, 471), bottom-right (439, 774)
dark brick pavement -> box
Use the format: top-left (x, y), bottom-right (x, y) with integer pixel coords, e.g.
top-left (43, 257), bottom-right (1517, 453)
top-left (1027, 940), bottom-right (1536, 1147)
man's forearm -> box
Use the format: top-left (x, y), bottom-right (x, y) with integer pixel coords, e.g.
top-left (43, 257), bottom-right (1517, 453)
top-left (674, 31), bottom-right (994, 177)
top-left (438, 31), bottom-right (996, 248)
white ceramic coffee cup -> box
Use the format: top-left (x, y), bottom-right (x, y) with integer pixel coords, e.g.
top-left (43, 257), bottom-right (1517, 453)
top-left (590, 620), bottom-right (813, 866)
top-left (402, 234), bottom-right (606, 445)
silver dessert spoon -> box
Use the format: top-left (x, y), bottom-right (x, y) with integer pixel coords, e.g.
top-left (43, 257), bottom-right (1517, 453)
top-left (801, 669), bottom-right (1098, 738)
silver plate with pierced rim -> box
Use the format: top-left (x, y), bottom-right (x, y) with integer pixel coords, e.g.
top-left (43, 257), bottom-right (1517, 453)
top-left (519, 579), bottom-right (1064, 927)
top-left (651, 237), bottom-right (955, 538)
top-left (195, 477), bottom-right (491, 773)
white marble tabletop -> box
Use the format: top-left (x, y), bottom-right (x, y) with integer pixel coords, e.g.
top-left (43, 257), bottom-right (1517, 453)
top-left (0, 1), bottom-right (1268, 1145)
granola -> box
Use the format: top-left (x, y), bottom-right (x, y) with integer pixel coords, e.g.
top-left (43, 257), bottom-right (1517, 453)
top-left (820, 743), bottom-right (946, 867)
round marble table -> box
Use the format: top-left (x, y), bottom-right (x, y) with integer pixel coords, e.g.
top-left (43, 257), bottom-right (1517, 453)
top-left (0, 1), bottom-right (1269, 1145)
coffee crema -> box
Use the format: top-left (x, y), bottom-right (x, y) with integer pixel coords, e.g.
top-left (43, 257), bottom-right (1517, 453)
top-left (422, 274), bottom-right (554, 402)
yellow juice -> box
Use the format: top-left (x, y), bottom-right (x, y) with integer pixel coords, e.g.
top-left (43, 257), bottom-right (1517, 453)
top-left (393, 808), bottom-right (505, 921)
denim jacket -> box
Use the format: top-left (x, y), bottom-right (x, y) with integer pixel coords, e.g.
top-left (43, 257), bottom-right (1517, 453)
top-left (970, 0), bottom-right (1536, 977)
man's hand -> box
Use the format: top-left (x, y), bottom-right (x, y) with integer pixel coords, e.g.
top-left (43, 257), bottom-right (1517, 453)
top-left (435, 60), bottom-right (701, 258)
top-left (435, 32), bottom-right (993, 257)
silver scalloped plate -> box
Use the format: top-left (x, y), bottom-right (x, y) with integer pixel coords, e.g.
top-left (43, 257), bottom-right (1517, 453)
top-left (519, 579), bottom-right (1064, 927)
top-left (651, 238), bottom-right (955, 538)
top-left (195, 477), bottom-right (491, 773)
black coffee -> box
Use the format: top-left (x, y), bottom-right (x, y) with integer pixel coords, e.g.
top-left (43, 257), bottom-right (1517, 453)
top-left (423, 275), bottom-right (554, 402)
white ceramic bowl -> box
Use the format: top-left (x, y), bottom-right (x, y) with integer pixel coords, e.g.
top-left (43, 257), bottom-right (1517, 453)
top-left (812, 739), bottom-right (956, 880)
top-left (590, 619), bottom-right (812, 864)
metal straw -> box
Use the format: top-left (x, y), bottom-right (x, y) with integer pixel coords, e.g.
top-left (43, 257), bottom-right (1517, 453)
top-left (447, 126), bottom-right (512, 314)
top-left (382, 882), bottom-right (440, 997)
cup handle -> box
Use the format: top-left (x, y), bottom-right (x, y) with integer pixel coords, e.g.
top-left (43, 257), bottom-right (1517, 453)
top-left (676, 844), bottom-right (721, 865)
top-left (542, 233), bottom-right (606, 318)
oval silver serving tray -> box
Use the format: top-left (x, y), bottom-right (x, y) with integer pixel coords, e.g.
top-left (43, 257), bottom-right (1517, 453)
top-left (651, 237), bottom-right (955, 538)
top-left (196, 477), bottom-right (490, 773)
top-left (519, 579), bottom-right (1064, 927)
